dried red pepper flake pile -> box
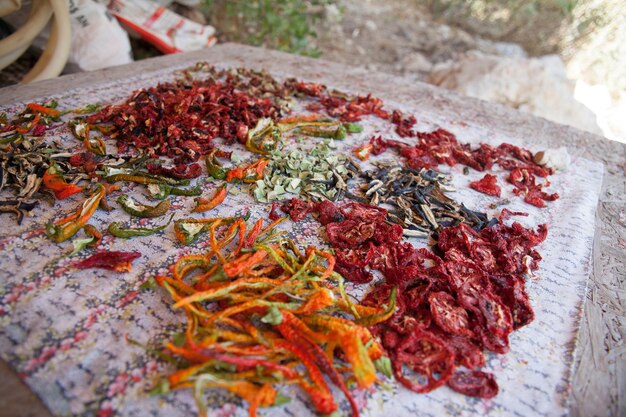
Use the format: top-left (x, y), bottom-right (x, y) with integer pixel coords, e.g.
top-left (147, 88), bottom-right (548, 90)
top-left (87, 79), bottom-right (280, 164)
top-left (288, 80), bottom-right (416, 137)
top-left (281, 199), bottom-right (547, 398)
top-left (364, 129), bottom-right (559, 207)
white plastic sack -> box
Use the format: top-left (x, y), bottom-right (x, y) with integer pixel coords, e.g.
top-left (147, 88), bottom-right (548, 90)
top-left (4, 0), bottom-right (132, 72)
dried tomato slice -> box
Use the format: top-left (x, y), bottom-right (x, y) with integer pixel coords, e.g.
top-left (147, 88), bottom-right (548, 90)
top-left (334, 264), bottom-right (373, 284)
top-left (391, 329), bottom-right (455, 393)
top-left (317, 200), bottom-right (345, 225)
top-left (326, 220), bottom-right (376, 248)
top-left (447, 370), bottom-right (499, 399)
top-left (335, 242), bottom-right (375, 269)
top-left (428, 292), bottom-right (473, 337)
top-left (280, 198), bottom-right (316, 222)
top-left (445, 335), bottom-right (486, 370)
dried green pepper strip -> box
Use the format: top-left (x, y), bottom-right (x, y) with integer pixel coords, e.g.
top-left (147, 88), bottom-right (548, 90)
top-left (117, 195), bottom-right (171, 218)
top-left (68, 119), bottom-right (107, 156)
top-left (146, 184), bottom-right (202, 200)
top-left (296, 124), bottom-right (347, 139)
top-left (246, 118), bottom-right (282, 155)
top-left (109, 214), bottom-right (174, 238)
top-left (343, 123), bottom-right (363, 133)
top-left (105, 173), bottom-right (189, 186)
top-left (205, 150), bottom-right (227, 180)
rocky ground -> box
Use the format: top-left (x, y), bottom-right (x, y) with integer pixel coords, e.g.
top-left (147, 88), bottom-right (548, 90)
top-left (310, 0), bottom-right (625, 142)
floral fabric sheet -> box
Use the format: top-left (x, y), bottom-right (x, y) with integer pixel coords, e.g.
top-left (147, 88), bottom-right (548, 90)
top-left (0, 65), bottom-right (603, 417)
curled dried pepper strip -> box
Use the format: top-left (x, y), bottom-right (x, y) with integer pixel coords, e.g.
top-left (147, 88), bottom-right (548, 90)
top-left (26, 102), bottom-right (61, 117)
top-left (15, 113), bottom-right (40, 133)
top-left (108, 214), bottom-right (174, 238)
top-left (246, 118), bottom-right (282, 155)
top-left (68, 119), bottom-right (106, 156)
top-left (146, 162), bottom-right (203, 179)
top-left (205, 149), bottom-right (229, 180)
top-left (226, 158), bottom-right (268, 183)
top-left (105, 173), bottom-right (189, 186)
top-left (193, 185), bottom-right (227, 213)
top-left (73, 251), bottom-right (141, 272)
top-left (117, 195), bottom-right (171, 218)
top-left (146, 184), bottom-right (202, 200)
top-left (83, 224), bottom-right (102, 247)
top-left (46, 184), bottom-right (105, 242)
top-left (173, 216), bottom-right (242, 245)
top-left (42, 164), bottom-right (83, 200)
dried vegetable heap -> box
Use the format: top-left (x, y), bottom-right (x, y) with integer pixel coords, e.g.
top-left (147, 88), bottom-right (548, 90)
top-left (153, 216), bottom-right (394, 417)
top-left (0, 132), bottom-right (87, 223)
top-left (360, 131), bottom-right (559, 208)
top-left (359, 163), bottom-right (496, 237)
top-left (85, 67), bottom-right (289, 165)
top-left (281, 200), bottom-right (547, 397)
top-left (254, 141), bottom-right (359, 203)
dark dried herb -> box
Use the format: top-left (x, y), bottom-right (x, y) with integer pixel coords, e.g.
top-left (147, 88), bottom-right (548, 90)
top-left (0, 136), bottom-right (85, 202)
top-left (359, 163), bottom-right (495, 237)
top-left (0, 200), bottom-right (38, 225)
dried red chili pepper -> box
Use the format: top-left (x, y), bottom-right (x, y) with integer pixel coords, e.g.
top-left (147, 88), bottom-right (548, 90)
top-left (508, 167), bottom-right (559, 208)
top-left (73, 251), bottom-right (141, 272)
top-left (469, 174), bottom-right (501, 197)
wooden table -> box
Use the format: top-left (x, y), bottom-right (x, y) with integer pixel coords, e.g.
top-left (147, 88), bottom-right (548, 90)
top-left (0, 44), bottom-right (623, 417)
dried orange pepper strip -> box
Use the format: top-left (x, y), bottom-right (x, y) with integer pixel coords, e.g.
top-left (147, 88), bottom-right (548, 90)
top-left (192, 185), bottom-right (227, 212)
top-left (27, 102), bottom-right (61, 116)
top-left (46, 184), bottom-right (105, 242)
top-left (226, 158), bottom-right (268, 183)
top-left (42, 164), bottom-right (83, 200)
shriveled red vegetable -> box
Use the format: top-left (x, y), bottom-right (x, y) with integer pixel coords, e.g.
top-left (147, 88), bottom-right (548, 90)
top-left (73, 251), bottom-right (141, 272)
top-left (469, 174), bottom-right (501, 197)
top-left (42, 164), bottom-right (83, 200)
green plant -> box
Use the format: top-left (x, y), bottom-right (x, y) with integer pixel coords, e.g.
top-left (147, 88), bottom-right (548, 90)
top-left (203, 0), bottom-right (331, 57)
